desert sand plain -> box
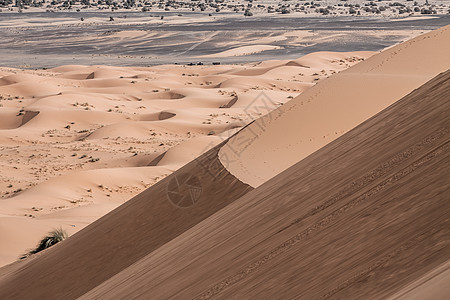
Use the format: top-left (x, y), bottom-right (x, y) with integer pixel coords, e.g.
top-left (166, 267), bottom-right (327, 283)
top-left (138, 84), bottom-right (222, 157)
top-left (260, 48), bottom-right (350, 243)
top-left (0, 3), bottom-right (449, 299)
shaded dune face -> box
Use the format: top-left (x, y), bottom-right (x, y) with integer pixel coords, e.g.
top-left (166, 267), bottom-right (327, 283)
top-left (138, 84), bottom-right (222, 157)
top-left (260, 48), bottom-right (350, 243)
top-left (83, 70), bottom-right (449, 300)
top-left (135, 111), bottom-right (176, 121)
top-left (0, 141), bottom-right (252, 299)
top-left (19, 111), bottom-right (40, 127)
top-left (0, 110), bottom-right (40, 129)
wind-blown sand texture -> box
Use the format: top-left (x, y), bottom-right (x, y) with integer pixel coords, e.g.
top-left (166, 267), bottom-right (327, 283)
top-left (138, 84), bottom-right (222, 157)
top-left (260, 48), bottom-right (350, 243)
top-left (219, 25), bottom-right (450, 187)
top-left (84, 70), bottom-right (450, 300)
top-left (0, 59), bottom-right (448, 300)
top-left (0, 51), bottom-right (372, 266)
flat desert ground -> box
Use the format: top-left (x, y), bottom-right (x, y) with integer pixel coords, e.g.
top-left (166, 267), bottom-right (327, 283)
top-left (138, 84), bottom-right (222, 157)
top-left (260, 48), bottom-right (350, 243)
top-left (0, 6), bottom-right (449, 300)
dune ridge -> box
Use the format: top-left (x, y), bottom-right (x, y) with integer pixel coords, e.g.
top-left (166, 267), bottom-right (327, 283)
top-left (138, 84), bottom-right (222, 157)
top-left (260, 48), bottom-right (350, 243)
top-left (219, 25), bottom-right (450, 187)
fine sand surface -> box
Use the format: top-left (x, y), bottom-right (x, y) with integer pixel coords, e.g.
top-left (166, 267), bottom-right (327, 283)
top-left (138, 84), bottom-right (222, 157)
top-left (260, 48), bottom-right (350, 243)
top-left (388, 261), bottom-right (450, 300)
top-left (219, 25), bottom-right (450, 187)
top-left (81, 70), bottom-right (450, 300)
top-left (0, 50), bottom-right (372, 266)
top-left (0, 63), bottom-right (448, 299)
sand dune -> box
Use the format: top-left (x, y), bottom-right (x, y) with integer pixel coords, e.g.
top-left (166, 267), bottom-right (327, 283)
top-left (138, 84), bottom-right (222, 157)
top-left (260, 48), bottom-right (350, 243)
top-left (80, 70), bottom-right (450, 300)
top-left (0, 142), bottom-right (253, 299)
top-left (219, 25), bottom-right (450, 187)
top-left (200, 45), bottom-right (283, 58)
top-left (0, 49), bottom-right (371, 266)
top-left (1, 63), bottom-right (448, 300)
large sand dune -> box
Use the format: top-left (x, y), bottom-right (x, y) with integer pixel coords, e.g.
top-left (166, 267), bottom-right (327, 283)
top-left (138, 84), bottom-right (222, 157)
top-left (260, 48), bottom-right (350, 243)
top-left (81, 70), bottom-right (450, 300)
top-left (219, 25), bottom-right (450, 187)
top-left (0, 61), bottom-right (448, 300)
top-left (0, 49), bottom-right (371, 265)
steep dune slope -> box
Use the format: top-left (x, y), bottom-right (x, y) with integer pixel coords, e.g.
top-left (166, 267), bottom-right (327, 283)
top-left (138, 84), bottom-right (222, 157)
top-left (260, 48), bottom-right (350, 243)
top-left (219, 25), bottom-right (450, 187)
top-left (0, 142), bottom-right (252, 299)
top-left (81, 70), bottom-right (449, 299)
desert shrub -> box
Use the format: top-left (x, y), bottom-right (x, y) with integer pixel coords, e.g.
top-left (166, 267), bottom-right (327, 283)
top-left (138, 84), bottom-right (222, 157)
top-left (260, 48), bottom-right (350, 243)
top-left (20, 228), bottom-right (68, 259)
